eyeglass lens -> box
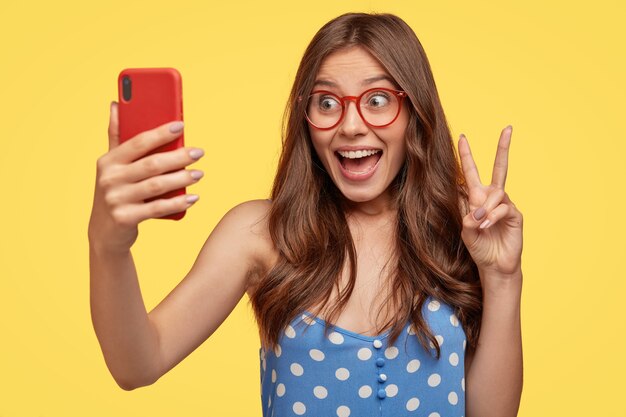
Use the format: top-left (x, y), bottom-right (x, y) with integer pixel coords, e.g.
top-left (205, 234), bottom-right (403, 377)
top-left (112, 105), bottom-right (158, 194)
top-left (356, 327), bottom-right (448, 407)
top-left (306, 89), bottom-right (401, 129)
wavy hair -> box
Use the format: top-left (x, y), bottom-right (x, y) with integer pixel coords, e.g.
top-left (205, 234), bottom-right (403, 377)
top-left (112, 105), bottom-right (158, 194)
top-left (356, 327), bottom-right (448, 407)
top-left (249, 12), bottom-right (482, 360)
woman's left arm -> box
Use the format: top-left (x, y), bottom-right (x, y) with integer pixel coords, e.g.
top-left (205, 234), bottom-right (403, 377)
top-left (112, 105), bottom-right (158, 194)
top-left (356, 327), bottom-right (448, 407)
top-left (457, 126), bottom-right (524, 417)
top-left (466, 270), bottom-right (523, 417)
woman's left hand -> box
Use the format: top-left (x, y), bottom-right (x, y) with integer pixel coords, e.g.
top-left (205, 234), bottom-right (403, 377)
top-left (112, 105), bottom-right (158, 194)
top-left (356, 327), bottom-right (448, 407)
top-left (458, 125), bottom-right (523, 282)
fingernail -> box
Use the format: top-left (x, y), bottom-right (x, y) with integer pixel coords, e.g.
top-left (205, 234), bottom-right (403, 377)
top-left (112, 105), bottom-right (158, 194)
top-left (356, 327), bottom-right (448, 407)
top-left (506, 125), bottom-right (513, 131)
top-left (189, 148), bottom-right (204, 159)
top-left (190, 170), bottom-right (204, 180)
top-left (479, 219), bottom-right (491, 229)
top-left (169, 121), bottom-right (184, 133)
top-left (186, 194), bottom-right (199, 203)
top-left (473, 207), bottom-right (486, 221)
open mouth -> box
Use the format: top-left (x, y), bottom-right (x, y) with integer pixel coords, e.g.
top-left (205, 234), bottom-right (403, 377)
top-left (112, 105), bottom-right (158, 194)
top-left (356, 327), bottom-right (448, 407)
top-left (335, 149), bottom-right (383, 174)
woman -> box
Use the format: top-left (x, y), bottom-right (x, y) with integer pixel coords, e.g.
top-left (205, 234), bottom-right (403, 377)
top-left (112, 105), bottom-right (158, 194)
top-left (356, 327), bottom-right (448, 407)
top-left (89, 12), bottom-right (523, 417)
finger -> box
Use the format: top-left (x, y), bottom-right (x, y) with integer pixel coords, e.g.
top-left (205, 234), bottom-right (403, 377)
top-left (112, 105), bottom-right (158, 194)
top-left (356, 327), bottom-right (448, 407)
top-left (469, 188), bottom-right (505, 232)
top-left (111, 193), bottom-right (199, 225)
top-left (472, 187), bottom-right (506, 222)
top-left (122, 146), bottom-right (204, 183)
top-left (458, 133), bottom-right (482, 189)
top-left (111, 120), bottom-right (185, 164)
top-left (491, 125), bottom-right (512, 189)
top-left (502, 191), bottom-right (517, 209)
top-left (107, 168), bottom-right (203, 205)
top-left (108, 101), bottom-right (120, 151)
top-left (477, 202), bottom-right (512, 229)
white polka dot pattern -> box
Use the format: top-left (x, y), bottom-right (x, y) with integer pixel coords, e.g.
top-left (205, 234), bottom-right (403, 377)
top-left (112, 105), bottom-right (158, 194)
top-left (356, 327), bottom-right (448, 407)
top-left (314, 385), bottom-right (328, 399)
top-left (329, 331), bottom-right (344, 344)
top-left (309, 349), bottom-right (325, 361)
top-left (259, 295), bottom-right (466, 416)
top-left (406, 397), bottom-right (420, 411)
top-left (358, 385), bottom-right (372, 398)
top-left (407, 359), bottom-right (421, 373)
top-left (335, 367), bottom-right (350, 380)
top-left (385, 346), bottom-right (399, 359)
top-left (357, 347), bottom-right (372, 360)
top-left (293, 401), bottom-right (306, 415)
top-left (290, 363), bottom-right (304, 376)
top-left (428, 373), bottom-right (442, 387)
top-left (428, 300), bottom-right (441, 311)
top-left (336, 405), bottom-right (351, 417)
top-left (448, 391), bottom-right (459, 405)
top-left (385, 384), bottom-right (399, 397)
top-left (285, 325), bottom-right (296, 338)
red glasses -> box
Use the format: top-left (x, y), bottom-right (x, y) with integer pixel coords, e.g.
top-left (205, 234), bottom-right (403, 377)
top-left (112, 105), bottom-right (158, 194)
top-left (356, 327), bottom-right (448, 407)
top-left (302, 87), bottom-right (407, 130)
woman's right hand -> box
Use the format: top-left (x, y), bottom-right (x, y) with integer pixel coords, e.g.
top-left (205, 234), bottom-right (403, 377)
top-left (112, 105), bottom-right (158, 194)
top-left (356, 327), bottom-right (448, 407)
top-left (88, 101), bottom-right (204, 253)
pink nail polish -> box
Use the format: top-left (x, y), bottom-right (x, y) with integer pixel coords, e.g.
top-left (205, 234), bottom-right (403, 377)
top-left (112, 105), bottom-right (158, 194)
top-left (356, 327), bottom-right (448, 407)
top-left (473, 207), bottom-right (486, 221)
top-left (169, 121), bottom-right (184, 133)
top-left (189, 149), bottom-right (204, 160)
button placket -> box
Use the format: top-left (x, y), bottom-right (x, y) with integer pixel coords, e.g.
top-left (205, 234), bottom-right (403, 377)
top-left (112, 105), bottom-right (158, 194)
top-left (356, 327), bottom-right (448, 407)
top-left (372, 339), bottom-right (388, 400)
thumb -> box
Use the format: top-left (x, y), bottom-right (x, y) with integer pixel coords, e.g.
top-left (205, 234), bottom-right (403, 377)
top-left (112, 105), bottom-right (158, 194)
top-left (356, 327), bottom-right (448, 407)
top-left (108, 101), bottom-right (120, 151)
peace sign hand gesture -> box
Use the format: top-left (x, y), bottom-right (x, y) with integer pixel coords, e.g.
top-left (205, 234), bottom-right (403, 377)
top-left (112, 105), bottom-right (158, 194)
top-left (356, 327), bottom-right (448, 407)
top-left (458, 126), bottom-right (523, 283)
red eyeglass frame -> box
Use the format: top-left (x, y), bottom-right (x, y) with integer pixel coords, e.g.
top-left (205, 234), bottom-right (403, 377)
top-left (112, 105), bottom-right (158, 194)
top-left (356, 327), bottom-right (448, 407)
top-left (300, 87), bottom-right (408, 130)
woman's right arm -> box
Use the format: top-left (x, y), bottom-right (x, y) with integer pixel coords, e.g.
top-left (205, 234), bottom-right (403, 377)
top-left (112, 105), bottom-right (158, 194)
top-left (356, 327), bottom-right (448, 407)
top-left (89, 200), bottom-right (270, 391)
top-left (88, 103), bottom-right (272, 390)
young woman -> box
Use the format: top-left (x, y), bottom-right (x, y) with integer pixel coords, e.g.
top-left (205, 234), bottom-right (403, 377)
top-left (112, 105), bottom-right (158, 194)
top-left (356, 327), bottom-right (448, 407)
top-left (89, 12), bottom-right (523, 417)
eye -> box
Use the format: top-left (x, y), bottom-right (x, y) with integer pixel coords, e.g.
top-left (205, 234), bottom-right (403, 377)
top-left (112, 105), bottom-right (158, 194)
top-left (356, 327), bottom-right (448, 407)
top-left (318, 95), bottom-right (341, 112)
top-left (365, 91), bottom-right (391, 108)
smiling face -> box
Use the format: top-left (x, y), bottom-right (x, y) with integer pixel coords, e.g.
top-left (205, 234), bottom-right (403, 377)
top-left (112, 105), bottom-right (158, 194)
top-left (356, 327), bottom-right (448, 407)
top-left (308, 46), bottom-right (409, 212)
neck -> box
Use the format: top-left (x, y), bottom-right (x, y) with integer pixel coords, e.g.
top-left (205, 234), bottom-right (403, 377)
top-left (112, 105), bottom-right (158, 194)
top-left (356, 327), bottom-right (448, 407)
top-left (343, 189), bottom-right (398, 228)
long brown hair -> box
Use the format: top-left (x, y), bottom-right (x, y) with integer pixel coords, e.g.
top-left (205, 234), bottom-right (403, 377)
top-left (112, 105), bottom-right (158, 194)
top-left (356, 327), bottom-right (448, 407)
top-left (249, 12), bottom-right (482, 359)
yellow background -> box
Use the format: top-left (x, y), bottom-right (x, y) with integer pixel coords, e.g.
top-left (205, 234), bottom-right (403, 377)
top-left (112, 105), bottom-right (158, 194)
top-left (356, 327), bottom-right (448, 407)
top-left (0, 0), bottom-right (624, 415)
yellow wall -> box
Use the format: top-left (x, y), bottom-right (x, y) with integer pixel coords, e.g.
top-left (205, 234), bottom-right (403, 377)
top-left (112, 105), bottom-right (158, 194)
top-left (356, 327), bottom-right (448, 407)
top-left (0, 0), bottom-right (623, 415)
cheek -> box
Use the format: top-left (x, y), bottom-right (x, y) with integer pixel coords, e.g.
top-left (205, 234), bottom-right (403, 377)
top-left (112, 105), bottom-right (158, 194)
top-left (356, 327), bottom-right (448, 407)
top-left (309, 129), bottom-right (335, 165)
top-left (393, 113), bottom-right (410, 161)
top-left (384, 124), bottom-right (409, 163)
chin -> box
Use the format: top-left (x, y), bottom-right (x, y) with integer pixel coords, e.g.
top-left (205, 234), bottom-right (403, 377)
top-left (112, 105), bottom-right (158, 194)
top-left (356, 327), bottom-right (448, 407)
top-left (336, 186), bottom-right (384, 203)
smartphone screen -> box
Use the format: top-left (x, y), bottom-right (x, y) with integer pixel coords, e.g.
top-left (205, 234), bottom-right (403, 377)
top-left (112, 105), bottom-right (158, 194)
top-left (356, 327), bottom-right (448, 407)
top-left (117, 68), bottom-right (186, 220)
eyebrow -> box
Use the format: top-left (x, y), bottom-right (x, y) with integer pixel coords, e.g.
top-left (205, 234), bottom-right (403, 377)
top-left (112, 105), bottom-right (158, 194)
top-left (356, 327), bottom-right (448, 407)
top-left (313, 75), bottom-right (396, 88)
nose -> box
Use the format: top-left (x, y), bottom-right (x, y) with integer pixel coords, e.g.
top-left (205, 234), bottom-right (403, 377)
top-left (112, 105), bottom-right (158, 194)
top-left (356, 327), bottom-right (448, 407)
top-left (337, 99), bottom-right (368, 138)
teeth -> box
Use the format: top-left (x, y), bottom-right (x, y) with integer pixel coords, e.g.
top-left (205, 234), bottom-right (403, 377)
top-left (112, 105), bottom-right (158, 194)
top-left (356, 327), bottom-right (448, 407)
top-left (337, 149), bottom-right (381, 159)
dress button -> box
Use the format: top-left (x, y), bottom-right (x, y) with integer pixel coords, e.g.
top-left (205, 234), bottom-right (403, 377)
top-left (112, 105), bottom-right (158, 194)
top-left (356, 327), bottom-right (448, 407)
top-left (377, 389), bottom-right (387, 399)
top-left (373, 339), bottom-right (383, 349)
top-left (378, 373), bottom-right (387, 382)
top-left (376, 358), bottom-right (385, 367)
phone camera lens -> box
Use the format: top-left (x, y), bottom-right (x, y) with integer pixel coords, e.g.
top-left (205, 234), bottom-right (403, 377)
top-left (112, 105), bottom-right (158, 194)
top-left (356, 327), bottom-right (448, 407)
top-left (122, 75), bottom-right (132, 101)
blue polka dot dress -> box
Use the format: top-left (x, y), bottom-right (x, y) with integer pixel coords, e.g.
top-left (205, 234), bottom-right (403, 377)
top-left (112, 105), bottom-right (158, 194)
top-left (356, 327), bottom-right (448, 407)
top-left (259, 295), bottom-right (467, 416)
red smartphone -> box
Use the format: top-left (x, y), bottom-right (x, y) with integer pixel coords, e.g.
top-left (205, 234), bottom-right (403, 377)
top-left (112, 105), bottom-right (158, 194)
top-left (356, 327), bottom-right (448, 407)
top-left (117, 67), bottom-right (186, 220)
